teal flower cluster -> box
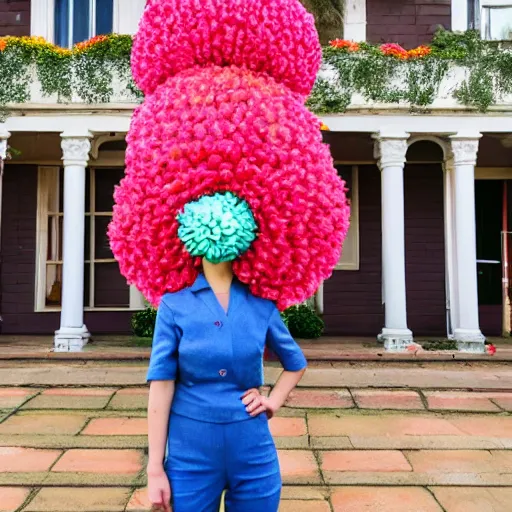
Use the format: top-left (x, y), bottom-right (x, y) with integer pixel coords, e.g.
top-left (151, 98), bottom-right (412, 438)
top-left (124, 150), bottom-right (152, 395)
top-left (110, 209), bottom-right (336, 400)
top-left (177, 192), bottom-right (258, 263)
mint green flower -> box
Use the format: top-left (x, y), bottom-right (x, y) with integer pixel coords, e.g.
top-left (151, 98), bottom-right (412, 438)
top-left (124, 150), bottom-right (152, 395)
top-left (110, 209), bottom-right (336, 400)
top-left (177, 192), bottom-right (258, 263)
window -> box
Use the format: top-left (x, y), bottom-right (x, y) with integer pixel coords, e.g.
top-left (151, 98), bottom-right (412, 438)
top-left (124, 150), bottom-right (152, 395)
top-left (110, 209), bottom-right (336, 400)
top-left (55, 0), bottom-right (114, 47)
top-left (335, 165), bottom-right (360, 271)
top-left (481, 0), bottom-right (512, 40)
top-left (36, 166), bottom-right (144, 311)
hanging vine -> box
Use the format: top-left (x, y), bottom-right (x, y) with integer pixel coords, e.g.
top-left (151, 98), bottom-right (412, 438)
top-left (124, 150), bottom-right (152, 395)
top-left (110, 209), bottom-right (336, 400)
top-left (307, 30), bottom-right (512, 113)
top-left (0, 30), bottom-right (510, 114)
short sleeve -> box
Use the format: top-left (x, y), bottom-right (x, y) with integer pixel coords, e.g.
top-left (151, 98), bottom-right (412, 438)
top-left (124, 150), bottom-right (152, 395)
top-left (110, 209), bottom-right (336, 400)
top-left (266, 307), bottom-right (307, 371)
top-left (146, 300), bottom-right (180, 382)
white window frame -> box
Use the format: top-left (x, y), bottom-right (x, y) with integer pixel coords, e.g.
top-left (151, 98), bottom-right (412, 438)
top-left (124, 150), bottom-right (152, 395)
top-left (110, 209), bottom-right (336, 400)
top-left (335, 164), bottom-right (360, 271)
top-left (31, 0), bottom-right (145, 42)
top-left (452, 0), bottom-right (512, 37)
top-left (35, 165), bottom-right (145, 312)
top-left (480, 0), bottom-right (512, 40)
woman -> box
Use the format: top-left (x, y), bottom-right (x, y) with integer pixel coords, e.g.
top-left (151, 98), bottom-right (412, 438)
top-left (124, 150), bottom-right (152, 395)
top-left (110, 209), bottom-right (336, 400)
top-left (108, 1), bottom-right (350, 510)
top-left (146, 258), bottom-right (307, 512)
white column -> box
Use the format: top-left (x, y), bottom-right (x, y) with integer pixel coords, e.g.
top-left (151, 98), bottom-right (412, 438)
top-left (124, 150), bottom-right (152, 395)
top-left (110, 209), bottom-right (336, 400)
top-left (54, 131), bottom-right (92, 352)
top-left (0, 125), bottom-right (11, 250)
top-left (374, 130), bottom-right (413, 351)
top-left (344, 0), bottom-right (367, 41)
top-left (443, 152), bottom-right (458, 338)
top-left (450, 133), bottom-right (485, 352)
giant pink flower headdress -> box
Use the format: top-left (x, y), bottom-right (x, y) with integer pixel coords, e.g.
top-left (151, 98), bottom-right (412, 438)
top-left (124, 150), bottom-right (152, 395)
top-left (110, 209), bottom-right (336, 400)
top-left (109, 0), bottom-right (350, 311)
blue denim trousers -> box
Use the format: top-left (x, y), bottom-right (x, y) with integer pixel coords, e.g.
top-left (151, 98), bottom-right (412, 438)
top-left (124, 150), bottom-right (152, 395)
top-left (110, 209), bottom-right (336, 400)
top-left (165, 413), bottom-right (281, 512)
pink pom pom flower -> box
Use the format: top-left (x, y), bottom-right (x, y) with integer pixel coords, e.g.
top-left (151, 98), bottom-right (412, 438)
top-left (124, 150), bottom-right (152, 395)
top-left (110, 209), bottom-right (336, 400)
top-left (131, 0), bottom-right (321, 98)
top-left (109, 66), bottom-right (350, 309)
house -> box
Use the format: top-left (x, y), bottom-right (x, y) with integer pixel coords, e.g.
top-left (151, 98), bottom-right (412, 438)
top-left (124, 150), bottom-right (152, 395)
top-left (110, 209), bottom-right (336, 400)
top-left (0, 0), bottom-right (511, 352)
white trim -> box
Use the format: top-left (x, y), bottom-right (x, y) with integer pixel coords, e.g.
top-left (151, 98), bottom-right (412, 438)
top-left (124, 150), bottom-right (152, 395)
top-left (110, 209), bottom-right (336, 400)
top-left (481, 0), bottom-right (512, 5)
top-left (480, 1), bottom-right (512, 40)
top-left (130, 286), bottom-right (146, 310)
top-left (90, 0), bottom-right (96, 39)
top-left (452, 0), bottom-right (469, 31)
top-left (320, 115), bottom-right (512, 134)
top-left (7, 113), bottom-right (512, 136)
top-left (113, 0), bottom-right (146, 34)
top-left (344, 0), bottom-right (366, 41)
top-left (31, 0), bottom-right (55, 41)
top-left (90, 133), bottom-right (126, 159)
top-left (335, 165), bottom-right (360, 270)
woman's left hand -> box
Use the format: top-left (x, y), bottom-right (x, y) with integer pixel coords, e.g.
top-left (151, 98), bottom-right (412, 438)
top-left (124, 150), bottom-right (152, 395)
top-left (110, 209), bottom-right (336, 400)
top-left (242, 388), bottom-right (278, 419)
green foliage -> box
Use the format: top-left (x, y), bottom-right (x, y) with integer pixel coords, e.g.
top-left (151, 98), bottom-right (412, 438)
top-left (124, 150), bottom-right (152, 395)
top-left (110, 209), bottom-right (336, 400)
top-left (281, 304), bottom-right (324, 339)
top-left (420, 339), bottom-right (458, 351)
top-left (0, 30), bottom-right (510, 115)
top-left (308, 29), bottom-right (512, 113)
top-left (0, 34), bottom-right (139, 112)
top-left (131, 307), bottom-right (157, 339)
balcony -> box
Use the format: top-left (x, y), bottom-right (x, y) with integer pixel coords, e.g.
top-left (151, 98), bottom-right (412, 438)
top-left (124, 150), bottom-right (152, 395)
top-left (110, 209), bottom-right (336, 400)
top-left (0, 31), bottom-right (511, 116)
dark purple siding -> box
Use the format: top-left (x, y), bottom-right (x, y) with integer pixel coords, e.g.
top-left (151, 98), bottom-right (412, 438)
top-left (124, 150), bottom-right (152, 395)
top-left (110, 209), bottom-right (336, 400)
top-left (366, 0), bottom-right (451, 48)
top-left (1, 165), bottom-right (133, 335)
top-left (0, 0), bottom-right (31, 37)
top-left (324, 163), bottom-right (447, 337)
top-left (323, 165), bottom-right (384, 335)
top-left (479, 306), bottom-right (501, 336)
top-left (404, 164), bottom-right (446, 335)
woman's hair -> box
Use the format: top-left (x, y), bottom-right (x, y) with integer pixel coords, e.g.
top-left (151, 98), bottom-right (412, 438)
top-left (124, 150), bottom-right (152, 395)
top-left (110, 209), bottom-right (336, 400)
top-left (109, 0), bottom-right (350, 310)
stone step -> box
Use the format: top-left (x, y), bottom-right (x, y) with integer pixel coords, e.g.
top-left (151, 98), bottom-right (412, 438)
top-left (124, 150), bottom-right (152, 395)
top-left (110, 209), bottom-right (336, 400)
top-left (3, 386), bottom-right (512, 414)
top-left (1, 361), bottom-right (512, 390)
top-left (1, 485), bottom-right (512, 512)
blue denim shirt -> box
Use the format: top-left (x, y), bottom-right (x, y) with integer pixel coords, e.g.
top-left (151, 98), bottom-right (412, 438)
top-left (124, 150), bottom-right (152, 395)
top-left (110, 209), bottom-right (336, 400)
top-left (147, 273), bottom-right (307, 423)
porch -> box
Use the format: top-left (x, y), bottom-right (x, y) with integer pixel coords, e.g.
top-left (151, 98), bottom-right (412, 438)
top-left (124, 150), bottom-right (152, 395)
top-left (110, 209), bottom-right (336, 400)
top-left (1, 122), bottom-right (512, 353)
top-left (0, 335), bottom-right (510, 362)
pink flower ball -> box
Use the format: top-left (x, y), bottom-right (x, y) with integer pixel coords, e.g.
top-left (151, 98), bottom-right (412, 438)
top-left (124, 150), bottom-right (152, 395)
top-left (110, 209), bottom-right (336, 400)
top-left (109, 67), bottom-right (350, 310)
top-left (131, 0), bottom-right (321, 98)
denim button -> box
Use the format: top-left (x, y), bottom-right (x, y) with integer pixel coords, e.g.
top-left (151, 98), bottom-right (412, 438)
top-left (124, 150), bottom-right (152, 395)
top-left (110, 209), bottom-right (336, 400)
top-left (219, 369), bottom-right (227, 377)
top-left (214, 321), bottom-right (222, 327)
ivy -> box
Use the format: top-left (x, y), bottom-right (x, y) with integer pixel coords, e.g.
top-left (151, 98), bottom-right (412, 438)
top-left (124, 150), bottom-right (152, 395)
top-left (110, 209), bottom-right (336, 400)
top-left (0, 31), bottom-right (510, 114)
top-left (307, 30), bottom-right (512, 113)
top-left (0, 34), bottom-right (138, 110)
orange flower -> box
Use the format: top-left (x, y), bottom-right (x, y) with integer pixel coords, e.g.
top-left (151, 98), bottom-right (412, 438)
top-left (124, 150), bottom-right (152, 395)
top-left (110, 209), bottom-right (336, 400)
top-left (320, 122), bottom-right (330, 131)
top-left (0, 39), bottom-right (6, 52)
top-left (75, 34), bottom-right (108, 52)
top-left (408, 45), bottom-right (432, 59)
top-left (380, 43), bottom-right (409, 60)
top-left (330, 39), bottom-right (360, 52)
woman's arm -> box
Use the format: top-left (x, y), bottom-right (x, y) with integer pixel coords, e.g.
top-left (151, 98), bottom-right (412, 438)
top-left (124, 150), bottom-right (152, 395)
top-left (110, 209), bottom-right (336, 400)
top-left (268, 367), bottom-right (306, 410)
top-left (244, 306), bottom-right (308, 417)
top-left (147, 380), bottom-right (175, 472)
top-left (243, 368), bottom-right (306, 417)
top-left (146, 380), bottom-right (174, 512)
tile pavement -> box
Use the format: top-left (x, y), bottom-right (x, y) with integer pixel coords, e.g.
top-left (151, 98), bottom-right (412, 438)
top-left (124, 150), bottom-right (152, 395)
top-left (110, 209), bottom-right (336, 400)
top-left (0, 362), bottom-right (512, 511)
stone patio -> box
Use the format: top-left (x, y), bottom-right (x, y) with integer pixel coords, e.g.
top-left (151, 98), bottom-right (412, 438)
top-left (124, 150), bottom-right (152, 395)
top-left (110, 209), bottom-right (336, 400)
top-left (0, 358), bottom-right (511, 511)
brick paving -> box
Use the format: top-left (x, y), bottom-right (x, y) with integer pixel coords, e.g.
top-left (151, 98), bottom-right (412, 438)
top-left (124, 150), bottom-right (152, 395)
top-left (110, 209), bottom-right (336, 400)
top-left (0, 360), bottom-right (511, 510)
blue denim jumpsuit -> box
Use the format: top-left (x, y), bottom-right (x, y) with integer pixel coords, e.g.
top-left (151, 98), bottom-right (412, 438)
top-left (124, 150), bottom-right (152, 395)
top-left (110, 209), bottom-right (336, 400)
top-left (147, 273), bottom-right (307, 512)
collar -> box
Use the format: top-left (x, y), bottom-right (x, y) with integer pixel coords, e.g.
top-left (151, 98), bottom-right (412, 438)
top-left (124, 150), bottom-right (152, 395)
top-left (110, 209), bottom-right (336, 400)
top-left (190, 272), bottom-right (247, 295)
top-left (190, 273), bottom-right (211, 292)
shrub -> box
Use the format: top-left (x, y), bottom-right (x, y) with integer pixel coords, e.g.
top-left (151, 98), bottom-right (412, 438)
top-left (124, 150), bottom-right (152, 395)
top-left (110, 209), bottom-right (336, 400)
top-left (131, 307), bottom-right (157, 338)
top-left (281, 304), bottom-right (324, 339)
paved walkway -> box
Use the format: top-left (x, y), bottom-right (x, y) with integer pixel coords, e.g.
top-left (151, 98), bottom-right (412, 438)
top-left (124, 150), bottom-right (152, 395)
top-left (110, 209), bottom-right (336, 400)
top-left (0, 361), bottom-right (511, 511)
top-left (1, 335), bottom-right (511, 361)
